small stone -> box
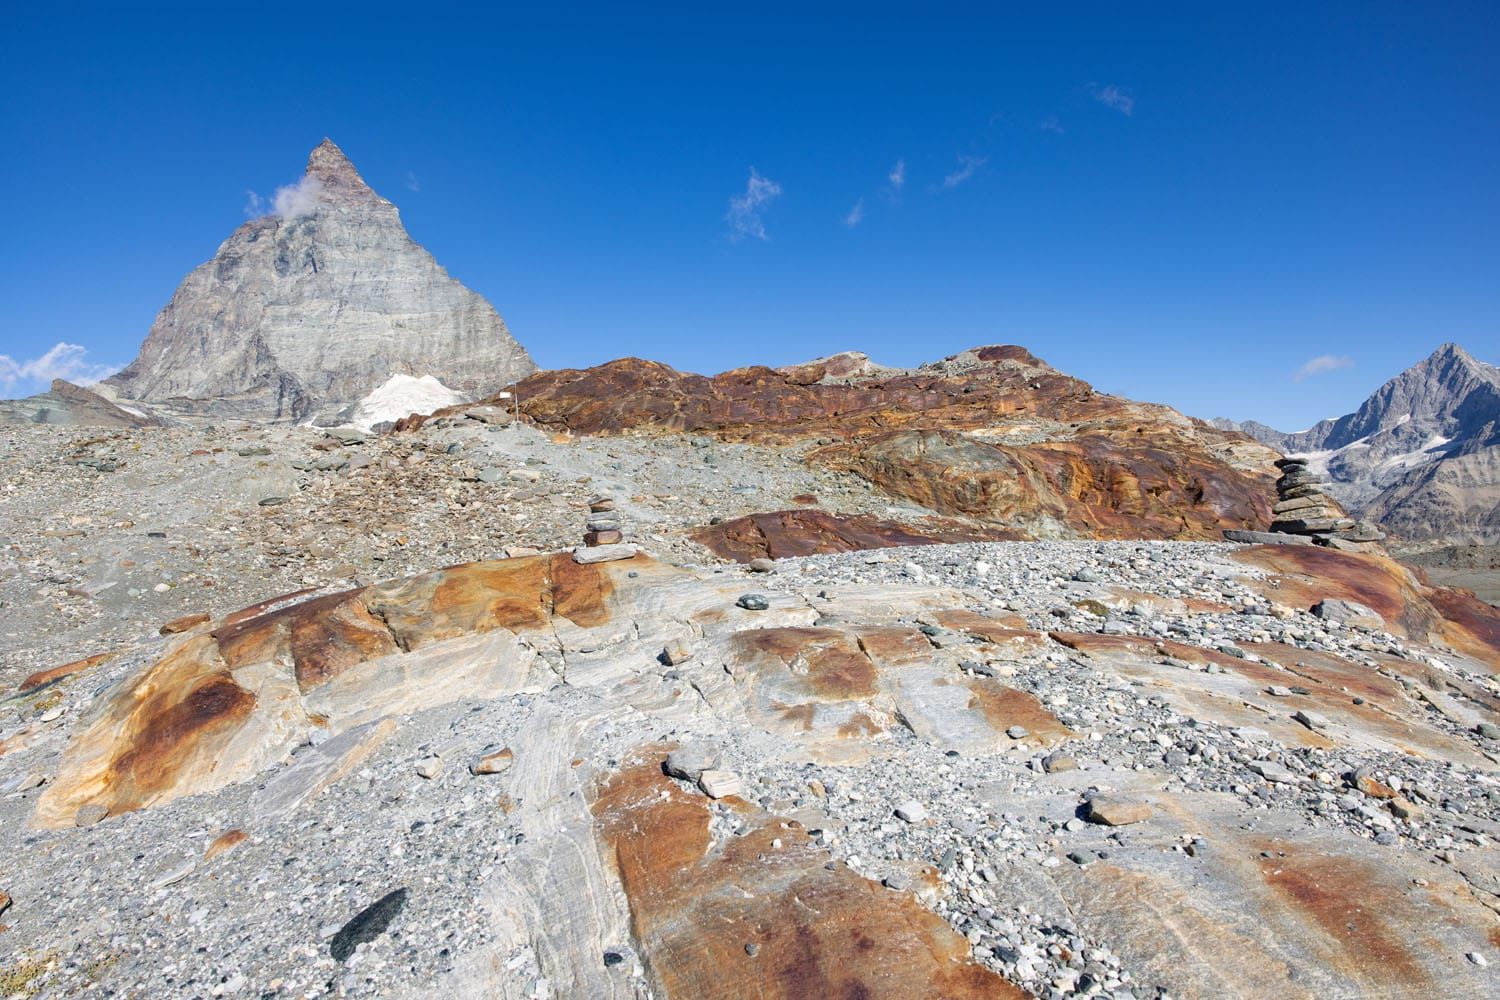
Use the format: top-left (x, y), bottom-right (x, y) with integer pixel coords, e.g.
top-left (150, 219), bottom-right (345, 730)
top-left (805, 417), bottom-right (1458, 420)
top-left (1354, 773), bottom-right (1397, 799)
top-left (748, 558), bottom-right (775, 573)
top-left (589, 498), bottom-right (616, 513)
top-left (1043, 753), bottom-right (1079, 774)
top-left (665, 745), bottom-right (721, 783)
top-left (1311, 598), bottom-right (1382, 626)
top-left (1466, 952), bottom-right (1488, 968)
top-left (75, 803), bottom-right (108, 827)
top-left (894, 800), bottom-right (928, 823)
top-left (736, 593), bottom-right (771, 611)
top-left (0, 891), bottom-right (10, 917)
top-left (1085, 796), bottom-right (1151, 826)
top-left (584, 529), bottom-right (624, 546)
top-left (745, 942), bottom-right (760, 957)
top-left (697, 769), bottom-right (744, 799)
top-left (1476, 722), bottom-right (1500, 740)
top-left (257, 496), bottom-right (289, 506)
top-left (1388, 796), bottom-right (1423, 821)
top-left (38, 706), bottom-right (63, 723)
top-left (1292, 710), bottom-right (1330, 733)
top-left (470, 747), bottom-right (514, 776)
top-left (1006, 725), bottom-right (1029, 740)
top-left (416, 757), bottom-right (445, 779)
top-left (661, 638), bottom-right (694, 665)
top-left (602, 950), bottom-right (625, 968)
top-left (881, 872), bottom-right (913, 891)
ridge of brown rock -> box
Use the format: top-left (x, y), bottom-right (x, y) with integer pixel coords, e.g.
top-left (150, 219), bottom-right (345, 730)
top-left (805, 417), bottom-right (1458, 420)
top-left (467, 348), bottom-right (1277, 541)
top-left (690, 508), bottom-right (1022, 562)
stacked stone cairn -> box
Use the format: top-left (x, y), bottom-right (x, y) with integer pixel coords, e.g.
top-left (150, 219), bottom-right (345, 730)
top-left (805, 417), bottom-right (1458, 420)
top-left (1267, 457), bottom-right (1386, 551)
top-left (584, 497), bottom-right (623, 547)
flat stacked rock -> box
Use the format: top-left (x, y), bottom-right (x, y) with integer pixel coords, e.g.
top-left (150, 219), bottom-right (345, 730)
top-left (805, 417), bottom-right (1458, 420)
top-left (1266, 457), bottom-right (1386, 551)
top-left (583, 497), bottom-right (623, 547)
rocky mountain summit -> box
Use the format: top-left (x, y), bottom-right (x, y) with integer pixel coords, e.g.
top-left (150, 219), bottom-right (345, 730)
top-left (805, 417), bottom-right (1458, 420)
top-left (1216, 343), bottom-right (1500, 546)
top-left (101, 139), bottom-right (534, 422)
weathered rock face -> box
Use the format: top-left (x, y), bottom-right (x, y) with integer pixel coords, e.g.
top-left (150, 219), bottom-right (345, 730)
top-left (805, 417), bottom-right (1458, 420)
top-left (476, 348), bottom-right (1278, 540)
top-left (0, 380), bottom-right (161, 427)
top-left (105, 139), bottom-right (534, 422)
top-left (690, 508), bottom-right (1021, 562)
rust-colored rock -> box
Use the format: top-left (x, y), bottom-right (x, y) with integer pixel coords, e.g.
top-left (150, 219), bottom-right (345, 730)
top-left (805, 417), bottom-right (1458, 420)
top-left (592, 749), bottom-right (1022, 999)
top-left (19, 650), bottom-right (115, 693)
top-left (442, 348), bottom-right (1277, 541)
top-left (205, 829), bottom-right (248, 860)
top-left (159, 612), bottom-right (211, 635)
top-left (691, 509), bottom-right (1019, 562)
top-left (1234, 545), bottom-right (1500, 668)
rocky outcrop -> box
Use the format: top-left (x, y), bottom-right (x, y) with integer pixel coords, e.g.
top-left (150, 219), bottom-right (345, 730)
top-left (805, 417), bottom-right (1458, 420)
top-left (7, 538), bottom-right (1500, 997)
top-left (474, 348), bottom-right (1279, 540)
top-left (0, 380), bottom-right (162, 427)
top-left (690, 509), bottom-right (1020, 562)
top-left (104, 139), bottom-right (534, 422)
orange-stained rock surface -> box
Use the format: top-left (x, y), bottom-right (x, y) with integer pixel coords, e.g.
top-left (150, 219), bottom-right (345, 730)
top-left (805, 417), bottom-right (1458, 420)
top-left (31, 553), bottom-right (663, 827)
top-left (18, 650), bottom-right (115, 693)
top-left (438, 347), bottom-right (1278, 541)
top-left (689, 508), bottom-right (1019, 562)
top-left (591, 749), bottom-right (1023, 1000)
top-left (1233, 544), bottom-right (1500, 668)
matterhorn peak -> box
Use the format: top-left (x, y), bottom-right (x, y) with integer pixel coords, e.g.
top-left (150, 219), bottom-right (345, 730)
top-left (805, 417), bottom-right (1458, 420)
top-left (104, 140), bottom-right (535, 421)
top-left (301, 137), bottom-right (375, 200)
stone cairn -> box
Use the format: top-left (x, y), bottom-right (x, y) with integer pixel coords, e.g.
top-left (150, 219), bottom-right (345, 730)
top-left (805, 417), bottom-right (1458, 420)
top-left (583, 497), bottom-right (623, 547)
top-left (1267, 457), bottom-right (1385, 551)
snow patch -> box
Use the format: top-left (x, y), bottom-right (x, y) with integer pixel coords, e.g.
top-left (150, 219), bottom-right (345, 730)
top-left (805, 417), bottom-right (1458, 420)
top-left (345, 374), bottom-right (468, 431)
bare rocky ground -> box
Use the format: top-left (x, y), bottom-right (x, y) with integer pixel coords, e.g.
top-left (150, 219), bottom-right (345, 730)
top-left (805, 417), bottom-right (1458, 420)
top-left (2, 421), bottom-right (1499, 1000)
top-left (0, 420), bottom-right (920, 693)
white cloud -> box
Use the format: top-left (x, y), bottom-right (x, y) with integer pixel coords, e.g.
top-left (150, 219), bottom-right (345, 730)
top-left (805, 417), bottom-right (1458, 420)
top-left (725, 167), bottom-right (782, 241)
top-left (1293, 354), bottom-right (1354, 382)
top-left (243, 175), bottom-right (325, 220)
top-left (888, 159), bottom-right (906, 191)
top-left (1040, 116), bottom-right (1065, 134)
top-left (405, 171), bottom-right (421, 193)
top-left (0, 342), bottom-right (121, 398)
top-left (273, 175), bottom-right (323, 218)
top-left (1089, 83), bottom-right (1135, 116)
top-left (843, 198), bottom-right (865, 227)
top-left (942, 154), bottom-right (986, 189)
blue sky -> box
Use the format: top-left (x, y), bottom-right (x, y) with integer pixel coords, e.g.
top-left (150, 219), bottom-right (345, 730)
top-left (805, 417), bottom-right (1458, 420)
top-left (2, 4), bottom-right (1496, 430)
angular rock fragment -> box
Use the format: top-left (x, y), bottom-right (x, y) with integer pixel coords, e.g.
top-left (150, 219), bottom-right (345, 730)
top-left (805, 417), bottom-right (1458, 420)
top-left (1085, 796), bottom-right (1152, 826)
top-left (469, 747), bottom-right (514, 776)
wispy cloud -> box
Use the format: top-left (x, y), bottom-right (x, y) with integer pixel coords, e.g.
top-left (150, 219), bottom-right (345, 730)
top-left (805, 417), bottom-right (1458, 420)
top-left (243, 176), bottom-right (325, 220)
top-left (405, 171), bottom-right (421, 193)
top-left (0, 342), bottom-right (120, 398)
top-left (888, 159), bottom-right (905, 193)
top-left (1293, 354), bottom-right (1354, 382)
top-left (843, 198), bottom-right (865, 227)
top-left (725, 167), bottom-right (782, 241)
top-left (942, 154), bottom-right (987, 189)
top-left (1039, 116), bottom-right (1065, 134)
top-left (1088, 83), bottom-right (1135, 116)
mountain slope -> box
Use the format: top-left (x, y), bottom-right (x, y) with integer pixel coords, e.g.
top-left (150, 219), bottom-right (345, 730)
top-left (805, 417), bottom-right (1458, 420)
top-left (1217, 343), bottom-right (1500, 545)
top-left (104, 139), bottom-right (535, 422)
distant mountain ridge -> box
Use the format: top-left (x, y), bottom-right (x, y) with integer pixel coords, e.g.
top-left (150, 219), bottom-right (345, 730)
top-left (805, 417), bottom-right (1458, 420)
top-left (1215, 343), bottom-right (1500, 545)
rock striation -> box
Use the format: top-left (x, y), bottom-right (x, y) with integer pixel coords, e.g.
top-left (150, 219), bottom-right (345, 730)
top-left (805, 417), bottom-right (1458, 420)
top-left (104, 139), bottom-right (534, 422)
